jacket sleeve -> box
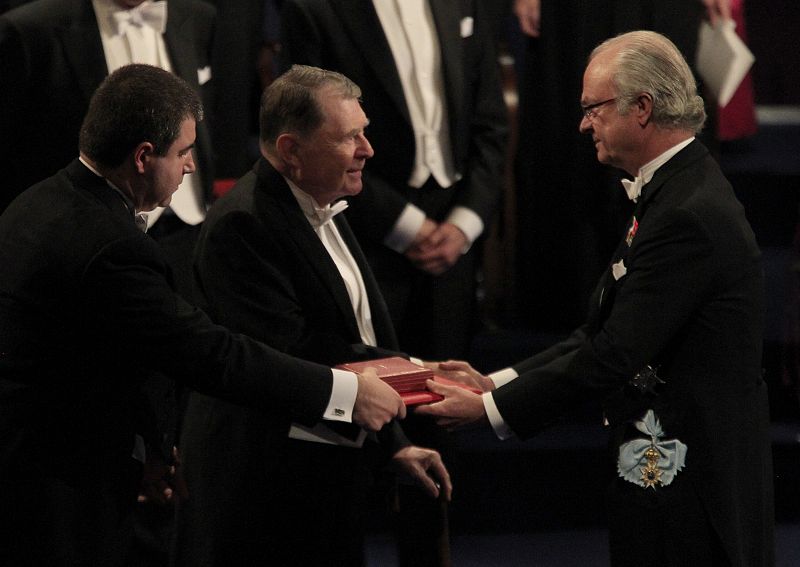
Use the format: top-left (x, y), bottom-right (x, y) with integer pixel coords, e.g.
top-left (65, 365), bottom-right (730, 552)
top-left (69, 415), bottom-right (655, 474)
top-left (82, 232), bottom-right (334, 427)
top-left (493, 205), bottom-right (720, 439)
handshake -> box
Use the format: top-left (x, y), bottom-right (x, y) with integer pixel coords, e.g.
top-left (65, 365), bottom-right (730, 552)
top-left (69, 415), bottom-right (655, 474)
top-left (352, 358), bottom-right (495, 432)
top-left (349, 358), bottom-right (495, 502)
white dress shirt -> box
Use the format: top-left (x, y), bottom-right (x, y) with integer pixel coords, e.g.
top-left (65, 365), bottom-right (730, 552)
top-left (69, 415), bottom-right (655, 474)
top-left (371, 0), bottom-right (483, 253)
top-left (622, 137), bottom-right (695, 202)
top-left (288, 180), bottom-right (378, 347)
top-left (286, 180), bottom-right (384, 447)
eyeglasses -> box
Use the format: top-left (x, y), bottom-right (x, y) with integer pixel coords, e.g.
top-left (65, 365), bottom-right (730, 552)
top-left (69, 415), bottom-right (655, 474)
top-left (581, 97), bottom-right (617, 119)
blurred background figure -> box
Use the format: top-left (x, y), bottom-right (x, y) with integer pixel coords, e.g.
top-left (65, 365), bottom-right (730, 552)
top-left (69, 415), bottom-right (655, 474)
top-left (205, 0), bottom-right (283, 184)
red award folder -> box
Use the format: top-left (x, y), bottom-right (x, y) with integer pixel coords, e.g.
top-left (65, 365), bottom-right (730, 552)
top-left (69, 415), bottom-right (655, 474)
top-left (335, 357), bottom-right (482, 406)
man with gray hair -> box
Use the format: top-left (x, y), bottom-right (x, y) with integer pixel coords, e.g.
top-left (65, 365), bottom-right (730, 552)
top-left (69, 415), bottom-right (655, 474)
top-left (418, 31), bottom-right (774, 566)
top-left (175, 64), bottom-right (451, 566)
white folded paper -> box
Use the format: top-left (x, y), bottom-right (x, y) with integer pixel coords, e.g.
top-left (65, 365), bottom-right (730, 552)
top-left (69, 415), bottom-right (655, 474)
top-left (696, 19), bottom-right (755, 108)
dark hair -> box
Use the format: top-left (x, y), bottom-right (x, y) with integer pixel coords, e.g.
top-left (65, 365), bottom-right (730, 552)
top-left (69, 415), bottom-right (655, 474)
top-left (259, 64), bottom-right (361, 145)
top-left (79, 64), bottom-right (203, 167)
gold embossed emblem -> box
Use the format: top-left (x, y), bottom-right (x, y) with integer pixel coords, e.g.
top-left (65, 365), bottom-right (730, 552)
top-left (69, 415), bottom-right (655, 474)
top-left (618, 410), bottom-right (687, 489)
top-left (640, 445), bottom-right (663, 489)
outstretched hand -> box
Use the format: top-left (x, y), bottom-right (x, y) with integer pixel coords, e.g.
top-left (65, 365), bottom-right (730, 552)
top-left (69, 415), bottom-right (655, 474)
top-left (423, 360), bottom-right (495, 392)
top-left (414, 379), bottom-right (487, 430)
top-left (391, 445), bottom-right (453, 501)
top-left (352, 367), bottom-right (406, 431)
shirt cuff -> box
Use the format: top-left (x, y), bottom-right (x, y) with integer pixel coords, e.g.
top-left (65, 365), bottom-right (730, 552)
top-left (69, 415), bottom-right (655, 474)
top-left (483, 391), bottom-right (514, 440)
top-left (383, 204), bottom-right (426, 253)
top-left (489, 367), bottom-right (518, 389)
top-left (323, 369), bottom-right (358, 422)
top-left (446, 206), bottom-right (484, 251)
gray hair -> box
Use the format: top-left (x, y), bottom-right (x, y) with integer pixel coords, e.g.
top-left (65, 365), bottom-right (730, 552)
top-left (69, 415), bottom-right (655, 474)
top-left (591, 31), bottom-right (706, 133)
top-left (259, 64), bottom-right (362, 145)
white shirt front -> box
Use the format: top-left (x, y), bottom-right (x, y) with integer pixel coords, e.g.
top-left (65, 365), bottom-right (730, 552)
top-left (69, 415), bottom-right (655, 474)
top-left (288, 180), bottom-right (378, 347)
top-left (371, 0), bottom-right (483, 253)
top-left (286, 180), bottom-right (381, 447)
top-left (372, 0), bottom-right (457, 190)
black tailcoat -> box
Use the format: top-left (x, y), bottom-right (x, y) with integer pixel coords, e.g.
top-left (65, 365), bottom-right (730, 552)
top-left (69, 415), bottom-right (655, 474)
top-left (494, 141), bottom-right (774, 567)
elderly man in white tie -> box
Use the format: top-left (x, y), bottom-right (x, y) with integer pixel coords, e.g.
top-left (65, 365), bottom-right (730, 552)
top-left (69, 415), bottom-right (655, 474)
top-left (175, 64), bottom-right (452, 567)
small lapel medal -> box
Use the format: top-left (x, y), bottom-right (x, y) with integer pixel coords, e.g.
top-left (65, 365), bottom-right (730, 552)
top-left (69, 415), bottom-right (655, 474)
top-left (625, 216), bottom-right (639, 246)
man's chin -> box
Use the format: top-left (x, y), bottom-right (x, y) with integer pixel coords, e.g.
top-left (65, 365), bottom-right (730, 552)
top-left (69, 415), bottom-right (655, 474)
top-left (140, 201), bottom-right (170, 213)
top-left (595, 150), bottom-right (611, 166)
top-left (345, 182), bottom-right (363, 195)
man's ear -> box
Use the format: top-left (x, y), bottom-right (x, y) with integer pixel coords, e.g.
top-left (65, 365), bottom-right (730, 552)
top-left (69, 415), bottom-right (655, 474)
top-left (275, 133), bottom-right (301, 167)
top-left (636, 93), bottom-right (654, 127)
top-left (133, 142), bottom-right (156, 174)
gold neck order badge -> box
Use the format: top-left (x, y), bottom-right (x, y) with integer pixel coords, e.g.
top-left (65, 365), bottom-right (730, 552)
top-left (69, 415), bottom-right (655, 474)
top-left (640, 445), bottom-right (663, 488)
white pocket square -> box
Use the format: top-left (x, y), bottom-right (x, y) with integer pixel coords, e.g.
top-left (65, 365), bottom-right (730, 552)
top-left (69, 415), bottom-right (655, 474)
top-left (197, 65), bottom-right (212, 85)
top-left (460, 17), bottom-right (473, 38)
top-left (612, 259), bottom-right (627, 281)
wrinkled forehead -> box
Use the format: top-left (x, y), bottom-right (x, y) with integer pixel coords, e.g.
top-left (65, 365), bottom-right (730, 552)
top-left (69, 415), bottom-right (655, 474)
top-left (317, 91), bottom-right (366, 127)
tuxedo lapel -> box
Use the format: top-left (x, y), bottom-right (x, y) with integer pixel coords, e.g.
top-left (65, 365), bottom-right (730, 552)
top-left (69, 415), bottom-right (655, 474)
top-left (58, 1), bottom-right (108, 102)
top-left (429, 0), bottom-right (464, 129)
top-left (597, 141), bottom-right (710, 319)
top-left (335, 215), bottom-right (399, 349)
top-left (258, 163), bottom-right (364, 341)
top-left (331, 0), bottom-right (411, 125)
top-left (163, 0), bottom-right (214, 197)
top-left (163, 2), bottom-right (199, 89)
top-left (288, 210), bottom-right (365, 343)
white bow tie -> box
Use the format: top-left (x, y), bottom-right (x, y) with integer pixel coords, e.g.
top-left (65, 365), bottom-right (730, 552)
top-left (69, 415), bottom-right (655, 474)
top-left (310, 200), bottom-right (349, 228)
top-left (621, 176), bottom-right (644, 202)
top-left (112, 1), bottom-right (168, 36)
